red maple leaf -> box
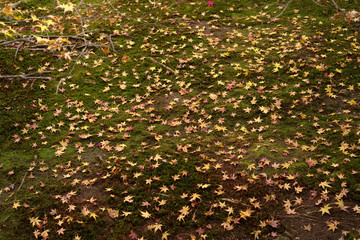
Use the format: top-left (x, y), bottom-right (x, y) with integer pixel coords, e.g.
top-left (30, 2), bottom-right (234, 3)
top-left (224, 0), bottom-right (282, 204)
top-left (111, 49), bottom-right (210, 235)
top-left (206, 1), bottom-right (214, 6)
top-left (128, 230), bottom-right (138, 240)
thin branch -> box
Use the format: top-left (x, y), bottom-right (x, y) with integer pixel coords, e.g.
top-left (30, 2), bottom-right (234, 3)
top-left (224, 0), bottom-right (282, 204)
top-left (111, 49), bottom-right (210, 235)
top-left (14, 41), bottom-right (24, 59)
top-left (2, 11), bottom-right (64, 24)
top-left (330, 0), bottom-right (346, 13)
top-left (271, 0), bottom-right (294, 20)
top-left (74, 0), bottom-right (87, 45)
top-left (56, 46), bottom-right (87, 94)
top-left (102, 34), bottom-right (119, 53)
top-left (309, 0), bottom-right (324, 7)
top-left (145, 57), bottom-right (177, 75)
top-left (75, 0), bottom-right (84, 11)
top-left (106, 0), bottom-right (126, 18)
top-left (10, 0), bottom-right (28, 7)
top-left (16, 172), bottom-right (27, 192)
top-left (56, 78), bottom-right (66, 94)
top-left (26, 71), bottom-right (52, 76)
top-left (1, 215), bottom-right (10, 223)
top-left (0, 71), bottom-right (52, 80)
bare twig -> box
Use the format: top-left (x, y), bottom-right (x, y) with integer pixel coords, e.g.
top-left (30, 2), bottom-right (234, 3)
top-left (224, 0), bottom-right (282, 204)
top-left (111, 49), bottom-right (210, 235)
top-left (74, 0), bottom-right (87, 45)
top-left (309, 0), bottom-right (324, 7)
top-left (145, 57), bottom-right (177, 75)
top-left (56, 46), bottom-right (88, 94)
top-left (270, 0), bottom-right (347, 19)
top-left (106, 0), bottom-right (126, 18)
top-left (14, 41), bottom-right (24, 59)
top-left (271, 0), bottom-right (294, 20)
top-left (106, 34), bottom-right (119, 53)
top-left (0, 71), bottom-right (52, 80)
top-left (2, 11), bottom-right (64, 24)
top-left (1, 215), bottom-right (10, 223)
top-left (56, 78), bottom-right (66, 94)
top-left (10, 0), bottom-right (28, 7)
top-left (16, 172), bottom-right (27, 192)
top-left (330, 0), bottom-right (346, 13)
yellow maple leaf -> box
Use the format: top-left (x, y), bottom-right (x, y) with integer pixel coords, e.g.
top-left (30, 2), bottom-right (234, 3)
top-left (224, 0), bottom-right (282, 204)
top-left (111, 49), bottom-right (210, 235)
top-left (29, 217), bottom-right (42, 226)
top-left (31, 14), bottom-right (39, 22)
top-left (89, 212), bottom-right (98, 220)
top-left (319, 204), bottom-right (332, 215)
top-left (319, 181), bottom-right (332, 189)
top-left (162, 231), bottom-right (170, 240)
top-left (12, 201), bottom-right (21, 209)
top-left (140, 210), bottom-right (151, 218)
top-left (240, 208), bottom-right (254, 220)
top-left (326, 220), bottom-right (339, 232)
top-left (3, 4), bottom-right (13, 17)
top-left (57, 2), bottom-right (75, 13)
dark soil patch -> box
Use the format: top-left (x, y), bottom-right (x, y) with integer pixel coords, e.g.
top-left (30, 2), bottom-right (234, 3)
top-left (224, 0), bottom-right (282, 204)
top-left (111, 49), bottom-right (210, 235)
top-left (278, 199), bottom-right (360, 240)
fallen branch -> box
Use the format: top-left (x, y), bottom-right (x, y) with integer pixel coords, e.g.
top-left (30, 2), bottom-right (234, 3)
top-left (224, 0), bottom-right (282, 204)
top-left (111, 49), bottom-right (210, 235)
top-left (309, 0), bottom-right (324, 7)
top-left (0, 71), bottom-right (52, 80)
top-left (145, 57), bottom-right (177, 75)
top-left (104, 34), bottom-right (119, 53)
top-left (56, 46), bottom-right (88, 94)
top-left (2, 11), bottom-right (64, 24)
top-left (1, 215), bottom-right (10, 223)
top-left (74, 0), bottom-right (87, 45)
top-left (330, 0), bottom-right (346, 13)
top-left (14, 41), bottom-right (24, 59)
top-left (16, 172), bottom-right (27, 192)
top-left (10, 0), bottom-right (28, 7)
top-left (270, 0), bottom-right (347, 20)
top-left (271, 0), bottom-right (294, 20)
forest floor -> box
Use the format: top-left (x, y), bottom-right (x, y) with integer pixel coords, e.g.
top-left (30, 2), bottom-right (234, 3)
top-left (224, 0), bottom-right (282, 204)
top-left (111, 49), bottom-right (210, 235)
top-left (0, 0), bottom-right (360, 239)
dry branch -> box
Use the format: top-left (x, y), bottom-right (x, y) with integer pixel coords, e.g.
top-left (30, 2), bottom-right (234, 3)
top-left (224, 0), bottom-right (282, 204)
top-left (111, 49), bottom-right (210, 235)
top-left (16, 172), bottom-right (27, 192)
top-left (145, 57), bottom-right (177, 75)
top-left (0, 71), bottom-right (52, 80)
top-left (56, 46), bottom-right (88, 94)
top-left (271, 0), bottom-right (294, 20)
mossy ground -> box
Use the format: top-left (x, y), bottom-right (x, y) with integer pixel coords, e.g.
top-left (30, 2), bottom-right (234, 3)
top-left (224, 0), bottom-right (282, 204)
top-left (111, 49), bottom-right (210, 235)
top-left (1, 0), bottom-right (360, 239)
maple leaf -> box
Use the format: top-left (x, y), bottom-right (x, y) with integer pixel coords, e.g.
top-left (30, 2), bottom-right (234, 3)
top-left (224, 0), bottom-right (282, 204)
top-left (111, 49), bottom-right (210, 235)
top-left (121, 54), bottom-right (130, 63)
top-left (140, 210), bottom-right (151, 218)
top-left (319, 181), bottom-right (332, 189)
top-left (240, 208), bottom-right (254, 220)
top-left (57, 2), bottom-right (75, 13)
top-left (12, 201), bottom-right (21, 209)
top-left (57, 228), bottom-right (65, 235)
top-left (206, 1), bottom-right (214, 6)
top-left (162, 231), bottom-right (170, 240)
top-left (107, 208), bottom-right (119, 218)
top-left (29, 217), bottom-right (42, 226)
top-left (3, 4), bottom-right (13, 17)
top-left (90, 212), bottom-right (98, 220)
top-left (148, 223), bottom-right (162, 233)
top-left (266, 219), bottom-right (279, 228)
top-left (74, 235), bottom-right (82, 240)
top-left (129, 230), bottom-right (138, 240)
top-left (179, 205), bottom-right (190, 216)
top-left (124, 195), bottom-right (134, 203)
top-left (320, 204), bottom-right (332, 215)
top-left (190, 193), bottom-right (201, 202)
top-left (326, 220), bottom-right (339, 232)
top-left (251, 230), bottom-right (261, 239)
top-left (353, 205), bottom-right (360, 214)
top-left (31, 14), bottom-right (39, 22)
top-left (303, 224), bottom-right (312, 231)
top-left (81, 207), bottom-right (90, 216)
top-left (122, 211), bottom-right (132, 217)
